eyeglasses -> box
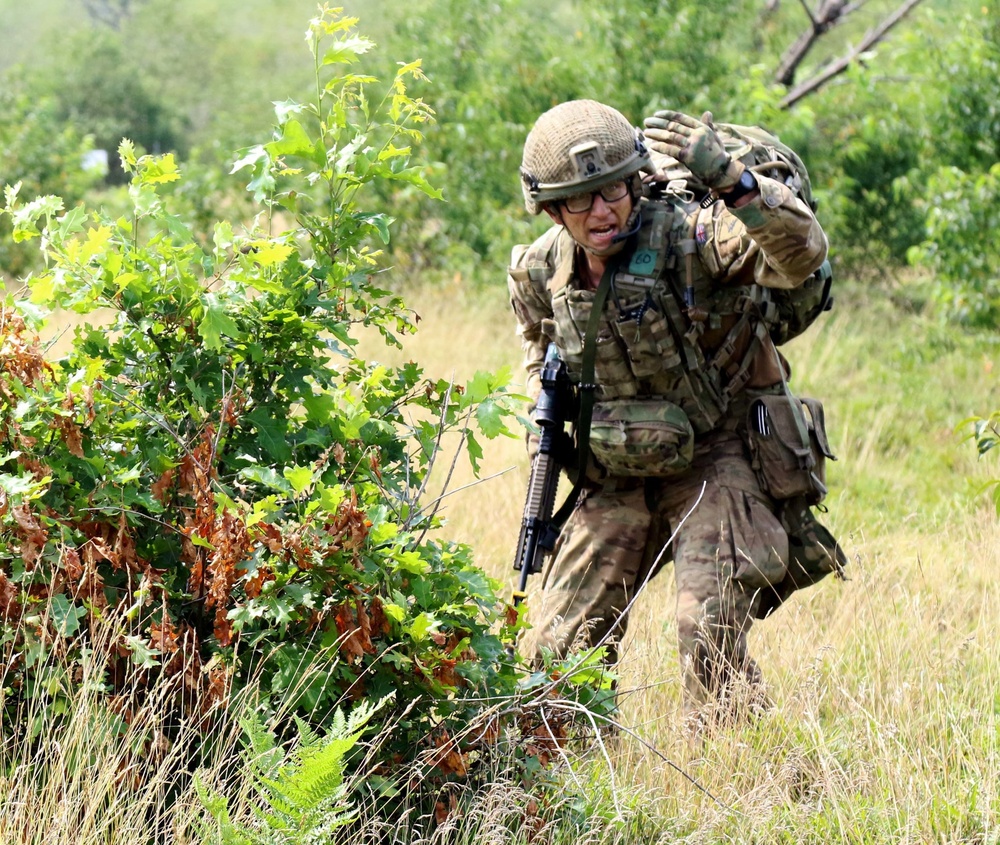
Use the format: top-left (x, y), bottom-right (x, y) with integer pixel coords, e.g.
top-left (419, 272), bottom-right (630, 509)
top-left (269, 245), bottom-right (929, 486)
top-left (561, 180), bottom-right (629, 214)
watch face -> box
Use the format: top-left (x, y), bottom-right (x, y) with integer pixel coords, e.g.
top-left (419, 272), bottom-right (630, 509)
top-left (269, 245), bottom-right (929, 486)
top-left (740, 170), bottom-right (756, 190)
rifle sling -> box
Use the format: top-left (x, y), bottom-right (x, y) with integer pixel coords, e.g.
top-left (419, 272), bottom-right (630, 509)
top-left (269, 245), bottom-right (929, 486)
top-left (551, 256), bottom-right (618, 529)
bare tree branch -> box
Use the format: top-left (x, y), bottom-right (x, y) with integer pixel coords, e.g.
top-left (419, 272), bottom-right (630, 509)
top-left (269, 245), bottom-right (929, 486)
top-left (796, 0), bottom-right (820, 27)
top-left (779, 0), bottom-right (926, 109)
top-left (81, 0), bottom-right (145, 30)
top-left (774, 0), bottom-right (871, 86)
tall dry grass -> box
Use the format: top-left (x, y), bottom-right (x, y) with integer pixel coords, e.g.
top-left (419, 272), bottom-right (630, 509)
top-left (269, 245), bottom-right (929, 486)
top-left (363, 276), bottom-right (1000, 843)
top-left (4, 274), bottom-right (1000, 843)
top-left (0, 609), bottom-right (246, 844)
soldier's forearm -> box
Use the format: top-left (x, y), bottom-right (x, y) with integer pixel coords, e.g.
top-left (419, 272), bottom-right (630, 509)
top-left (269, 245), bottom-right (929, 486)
top-left (729, 176), bottom-right (828, 289)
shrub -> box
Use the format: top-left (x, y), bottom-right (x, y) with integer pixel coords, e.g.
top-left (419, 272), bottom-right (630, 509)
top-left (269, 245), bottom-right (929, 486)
top-left (0, 11), bottom-right (613, 819)
top-left (908, 163), bottom-right (1000, 327)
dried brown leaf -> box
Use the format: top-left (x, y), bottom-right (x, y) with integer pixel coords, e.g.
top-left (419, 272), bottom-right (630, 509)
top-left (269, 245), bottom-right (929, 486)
top-left (151, 469), bottom-right (175, 505)
top-left (0, 570), bottom-right (21, 621)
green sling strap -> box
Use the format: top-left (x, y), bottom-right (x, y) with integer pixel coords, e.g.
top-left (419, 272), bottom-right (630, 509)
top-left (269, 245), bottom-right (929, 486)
top-left (550, 256), bottom-right (619, 529)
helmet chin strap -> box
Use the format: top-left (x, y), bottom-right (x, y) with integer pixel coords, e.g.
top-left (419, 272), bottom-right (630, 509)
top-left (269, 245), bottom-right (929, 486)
top-left (611, 181), bottom-right (643, 244)
top-left (580, 234), bottom-right (628, 258)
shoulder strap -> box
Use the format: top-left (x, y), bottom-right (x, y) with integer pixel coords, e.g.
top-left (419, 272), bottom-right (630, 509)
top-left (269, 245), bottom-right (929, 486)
top-left (551, 256), bottom-right (619, 528)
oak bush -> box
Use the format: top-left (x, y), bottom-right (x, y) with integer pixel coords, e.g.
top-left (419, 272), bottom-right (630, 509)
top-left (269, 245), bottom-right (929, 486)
top-left (0, 13), bottom-right (609, 821)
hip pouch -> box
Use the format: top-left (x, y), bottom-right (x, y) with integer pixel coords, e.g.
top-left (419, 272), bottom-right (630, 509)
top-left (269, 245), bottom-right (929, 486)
top-left (747, 393), bottom-right (835, 505)
top-left (589, 398), bottom-right (695, 477)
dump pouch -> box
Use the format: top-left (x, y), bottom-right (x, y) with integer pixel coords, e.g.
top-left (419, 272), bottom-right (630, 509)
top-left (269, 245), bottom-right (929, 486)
top-left (746, 393), bottom-right (835, 505)
top-left (589, 398), bottom-right (695, 477)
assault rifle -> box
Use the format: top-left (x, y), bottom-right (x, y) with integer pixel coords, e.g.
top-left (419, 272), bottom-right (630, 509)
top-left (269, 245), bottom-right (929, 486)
top-left (512, 344), bottom-right (576, 606)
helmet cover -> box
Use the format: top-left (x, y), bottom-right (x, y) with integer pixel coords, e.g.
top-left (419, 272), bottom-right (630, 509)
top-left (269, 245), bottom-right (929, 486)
top-left (520, 99), bottom-right (652, 215)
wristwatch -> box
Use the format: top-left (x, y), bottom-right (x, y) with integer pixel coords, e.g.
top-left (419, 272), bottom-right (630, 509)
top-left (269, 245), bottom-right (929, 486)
top-left (722, 168), bottom-right (757, 205)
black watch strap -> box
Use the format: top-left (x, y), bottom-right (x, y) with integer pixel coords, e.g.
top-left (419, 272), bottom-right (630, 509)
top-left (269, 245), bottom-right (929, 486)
top-left (722, 168), bottom-right (757, 205)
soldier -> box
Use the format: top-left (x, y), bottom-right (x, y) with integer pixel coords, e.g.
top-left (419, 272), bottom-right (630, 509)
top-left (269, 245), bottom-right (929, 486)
top-left (507, 100), bottom-right (846, 731)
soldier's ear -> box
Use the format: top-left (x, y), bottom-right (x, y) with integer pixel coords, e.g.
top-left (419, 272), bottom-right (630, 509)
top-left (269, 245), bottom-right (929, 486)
top-left (543, 203), bottom-right (564, 225)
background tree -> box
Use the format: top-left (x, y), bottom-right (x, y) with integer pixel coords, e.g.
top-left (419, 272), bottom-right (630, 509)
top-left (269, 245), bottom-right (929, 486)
top-left (81, 0), bottom-right (147, 29)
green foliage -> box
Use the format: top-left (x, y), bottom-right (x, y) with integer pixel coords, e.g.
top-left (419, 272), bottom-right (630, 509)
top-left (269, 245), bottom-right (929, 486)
top-left (377, 0), bottom-right (791, 276)
top-left (960, 411), bottom-right (1000, 513)
top-left (29, 26), bottom-right (187, 184)
top-left (0, 76), bottom-right (102, 278)
top-left (808, 3), bottom-right (1000, 279)
top-left (378, 0), bottom-right (582, 273)
top-left (934, 4), bottom-right (1000, 171)
top-left (0, 7), bottom-right (564, 800)
top-left (120, 0), bottom-right (319, 155)
top-left (195, 700), bottom-right (382, 844)
top-left (6, 0), bottom-right (989, 288)
top-left (901, 7), bottom-right (1000, 324)
top-left (908, 163), bottom-right (1000, 326)
top-left (591, 0), bottom-right (761, 118)
top-left (820, 105), bottom-right (928, 270)
top-left (367, 0), bottom-right (980, 281)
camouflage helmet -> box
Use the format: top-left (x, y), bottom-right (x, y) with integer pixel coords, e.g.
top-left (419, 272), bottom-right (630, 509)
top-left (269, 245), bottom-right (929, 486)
top-left (520, 99), bottom-right (652, 215)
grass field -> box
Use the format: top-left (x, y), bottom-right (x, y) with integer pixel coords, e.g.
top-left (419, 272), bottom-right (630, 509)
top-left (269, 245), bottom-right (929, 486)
top-left (362, 273), bottom-right (1000, 843)
top-left (4, 270), bottom-right (1000, 843)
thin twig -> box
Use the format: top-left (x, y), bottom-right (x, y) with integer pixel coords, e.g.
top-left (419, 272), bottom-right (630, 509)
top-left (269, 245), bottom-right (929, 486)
top-left (78, 506), bottom-right (185, 536)
top-left (97, 382), bottom-right (195, 465)
top-left (410, 377), bottom-right (455, 511)
top-left (423, 405), bottom-right (474, 525)
top-left (411, 464), bottom-right (517, 514)
top-left (211, 362), bottom-right (235, 460)
top-left (552, 701), bottom-right (624, 819)
top-left (796, 0), bottom-right (818, 26)
top-left (539, 706), bottom-right (590, 797)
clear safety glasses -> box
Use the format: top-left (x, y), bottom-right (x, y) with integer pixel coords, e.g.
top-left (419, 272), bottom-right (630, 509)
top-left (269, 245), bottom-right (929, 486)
top-left (561, 180), bottom-right (629, 214)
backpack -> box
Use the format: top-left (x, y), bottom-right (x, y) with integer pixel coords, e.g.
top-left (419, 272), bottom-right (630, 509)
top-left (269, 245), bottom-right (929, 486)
top-left (650, 121), bottom-right (834, 345)
top-left (720, 123), bottom-right (834, 345)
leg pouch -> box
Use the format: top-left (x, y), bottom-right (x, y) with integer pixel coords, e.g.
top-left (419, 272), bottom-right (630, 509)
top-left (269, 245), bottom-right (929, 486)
top-left (753, 497), bottom-right (848, 619)
top-left (746, 393), bottom-right (835, 505)
top-left (726, 488), bottom-right (789, 591)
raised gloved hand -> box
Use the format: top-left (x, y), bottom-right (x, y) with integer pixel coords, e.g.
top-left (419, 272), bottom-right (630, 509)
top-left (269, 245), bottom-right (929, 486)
top-left (643, 110), bottom-right (743, 191)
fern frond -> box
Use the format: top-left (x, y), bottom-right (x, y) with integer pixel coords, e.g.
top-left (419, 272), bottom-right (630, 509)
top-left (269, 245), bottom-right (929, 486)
top-left (192, 770), bottom-right (250, 845)
top-left (292, 713), bottom-right (320, 750)
top-left (199, 697), bottom-right (392, 844)
top-left (240, 713), bottom-right (282, 779)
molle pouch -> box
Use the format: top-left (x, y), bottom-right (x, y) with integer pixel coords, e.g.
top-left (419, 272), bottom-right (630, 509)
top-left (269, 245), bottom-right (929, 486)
top-left (612, 293), bottom-right (683, 380)
top-left (548, 294), bottom-right (585, 371)
top-left (589, 398), bottom-right (694, 477)
top-left (747, 393), bottom-right (835, 505)
top-left (551, 290), bottom-right (639, 399)
top-left (592, 330), bottom-right (641, 399)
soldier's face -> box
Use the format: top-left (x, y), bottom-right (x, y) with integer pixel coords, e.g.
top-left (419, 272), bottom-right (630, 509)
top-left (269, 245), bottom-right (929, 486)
top-left (547, 190), bottom-right (634, 256)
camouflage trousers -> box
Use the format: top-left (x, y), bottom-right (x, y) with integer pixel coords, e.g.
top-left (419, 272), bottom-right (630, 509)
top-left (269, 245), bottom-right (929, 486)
top-left (525, 429), bottom-right (845, 721)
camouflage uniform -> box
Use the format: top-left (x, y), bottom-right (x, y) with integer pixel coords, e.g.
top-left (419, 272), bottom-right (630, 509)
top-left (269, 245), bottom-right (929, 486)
top-left (508, 101), bottom-right (845, 722)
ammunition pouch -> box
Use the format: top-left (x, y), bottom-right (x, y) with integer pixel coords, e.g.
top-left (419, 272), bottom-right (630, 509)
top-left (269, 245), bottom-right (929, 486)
top-left (746, 393), bottom-right (834, 505)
